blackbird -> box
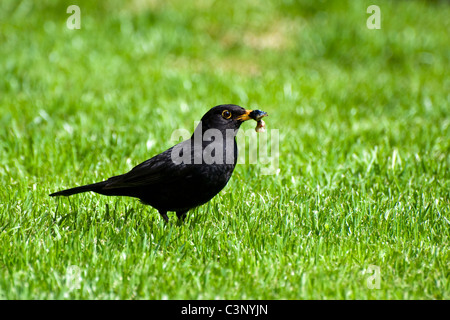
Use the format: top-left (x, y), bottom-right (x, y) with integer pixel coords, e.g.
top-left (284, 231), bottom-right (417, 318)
top-left (50, 104), bottom-right (268, 222)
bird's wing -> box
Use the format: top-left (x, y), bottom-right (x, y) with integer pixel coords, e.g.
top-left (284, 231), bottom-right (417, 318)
top-left (103, 142), bottom-right (195, 189)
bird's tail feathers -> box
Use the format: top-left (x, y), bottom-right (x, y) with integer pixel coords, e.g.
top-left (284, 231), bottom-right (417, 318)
top-left (49, 181), bottom-right (107, 197)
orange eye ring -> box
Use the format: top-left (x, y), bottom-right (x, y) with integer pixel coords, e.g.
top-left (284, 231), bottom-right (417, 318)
top-left (222, 110), bottom-right (232, 119)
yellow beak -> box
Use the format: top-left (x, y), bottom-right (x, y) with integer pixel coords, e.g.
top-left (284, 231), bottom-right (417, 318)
top-left (236, 109), bottom-right (268, 122)
top-left (236, 109), bottom-right (253, 121)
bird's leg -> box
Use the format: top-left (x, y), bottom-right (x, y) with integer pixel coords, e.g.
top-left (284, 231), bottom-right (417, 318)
top-left (176, 210), bottom-right (188, 222)
top-left (158, 210), bottom-right (169, 223)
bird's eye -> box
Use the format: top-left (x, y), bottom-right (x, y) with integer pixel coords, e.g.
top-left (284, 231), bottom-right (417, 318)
top-left (222, 110), bottom-right (232, 119)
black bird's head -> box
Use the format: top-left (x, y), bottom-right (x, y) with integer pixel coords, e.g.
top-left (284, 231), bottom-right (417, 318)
top-left (196, 104), bottom-right (268, 134)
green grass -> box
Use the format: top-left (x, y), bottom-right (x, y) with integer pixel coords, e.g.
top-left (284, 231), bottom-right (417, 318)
top-left (0, 0), bottom-right (449, 299)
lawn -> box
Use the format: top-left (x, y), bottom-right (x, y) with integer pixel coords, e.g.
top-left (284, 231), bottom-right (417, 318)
top-left (0, 0), bottom-right (448, 299)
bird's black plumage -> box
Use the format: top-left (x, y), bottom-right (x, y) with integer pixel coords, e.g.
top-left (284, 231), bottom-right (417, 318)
top-left (50, 104), bottom-right (267, 222)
